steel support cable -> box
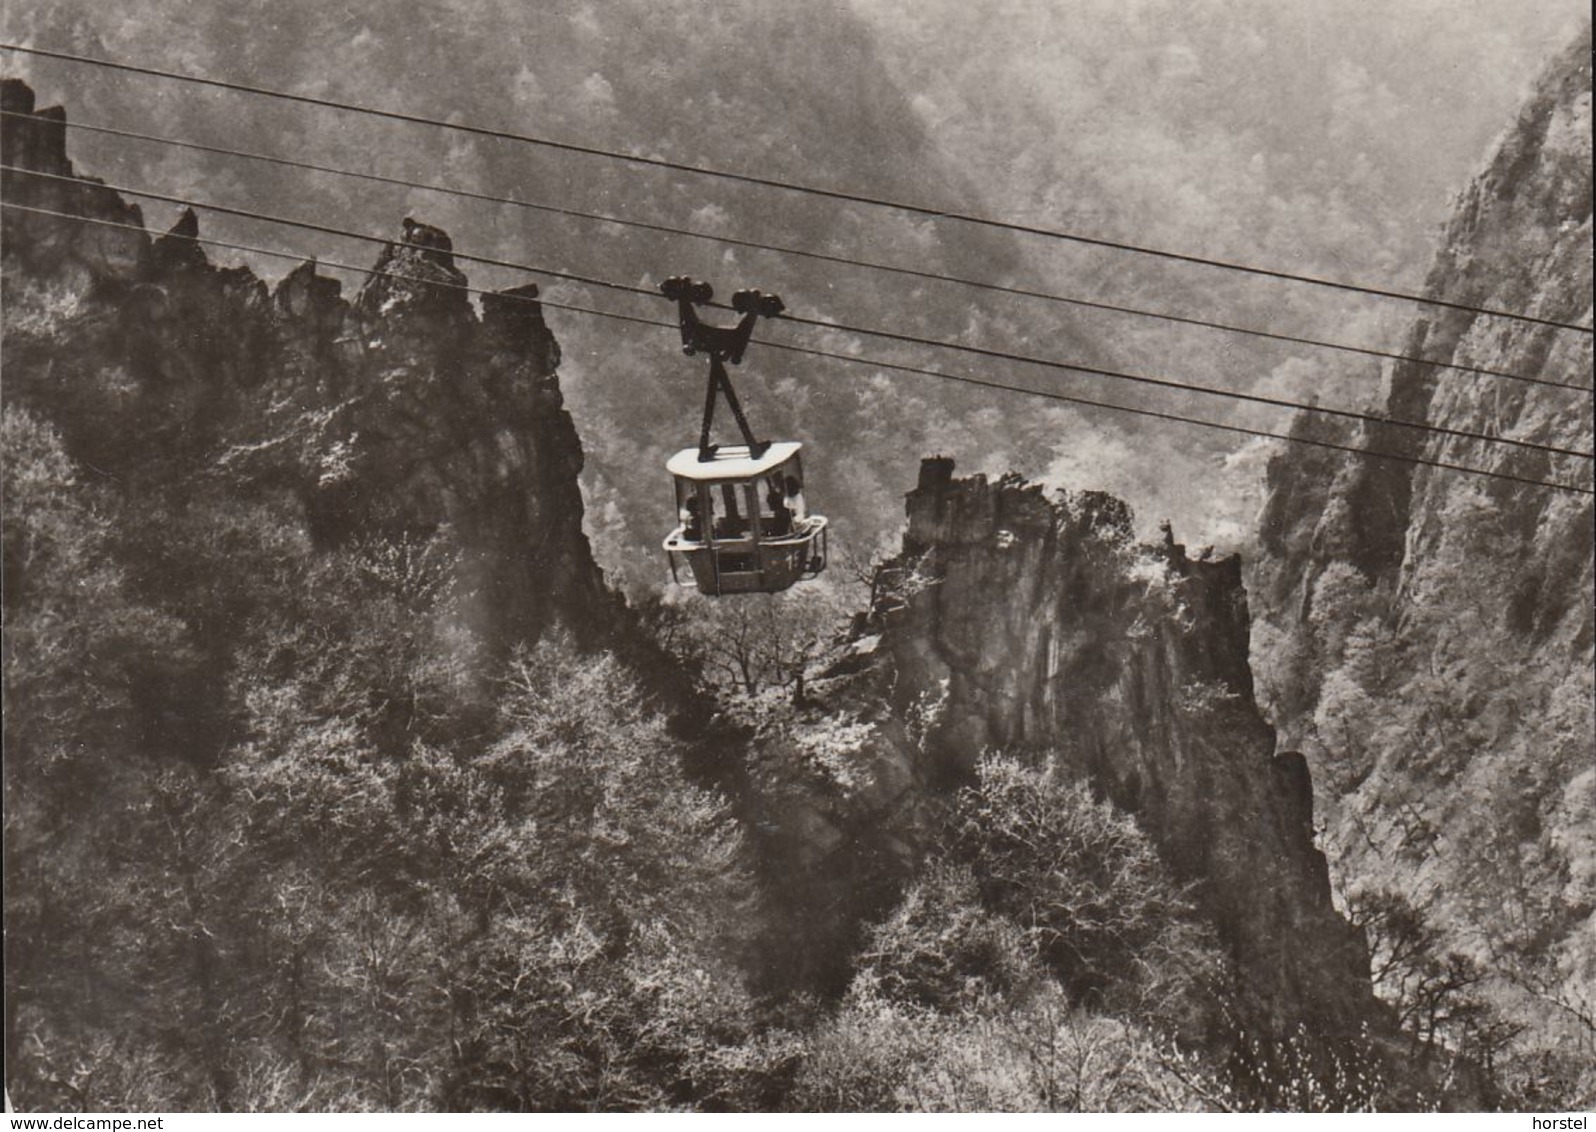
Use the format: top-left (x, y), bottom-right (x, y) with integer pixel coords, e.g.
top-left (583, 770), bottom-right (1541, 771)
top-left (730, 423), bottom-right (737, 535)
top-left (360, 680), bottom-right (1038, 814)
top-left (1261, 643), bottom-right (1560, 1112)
top-left (778, 310), bottom-right (1596, 461)
top-left (757, 335), bottom-right (1596, 498)
top-left (6, 163), bottom-right (1590, 463)
top-left (0, 164), bottom-right (653, 301)
top-left (1, 198), bottom-right (628, 315)
top-left (1, 107), bottom-right (1579, 395)
top-left (3, 200), bottom-right (1592, 498)
top-left (2, 41), bottom-right (1589, 335)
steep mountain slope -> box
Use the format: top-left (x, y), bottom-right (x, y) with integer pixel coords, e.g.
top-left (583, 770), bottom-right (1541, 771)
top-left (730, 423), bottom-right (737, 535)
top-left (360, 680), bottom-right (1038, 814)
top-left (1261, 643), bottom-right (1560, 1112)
top-left (5, 81), bottom-right (757, 1111)
top-left (749, 458), bottom-right (1380, 1049)
top-left (1250, 26), bottom-right (1593, 1090)
top-left (849, 0), bottom-right (1587, 545)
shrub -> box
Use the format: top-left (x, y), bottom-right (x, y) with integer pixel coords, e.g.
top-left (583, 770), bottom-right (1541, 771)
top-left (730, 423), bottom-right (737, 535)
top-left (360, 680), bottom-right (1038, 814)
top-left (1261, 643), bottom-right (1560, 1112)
top-left (944, 753), bottom-right (1222, 1027)
top-left (851, 861), bottom-right (1041, 1013)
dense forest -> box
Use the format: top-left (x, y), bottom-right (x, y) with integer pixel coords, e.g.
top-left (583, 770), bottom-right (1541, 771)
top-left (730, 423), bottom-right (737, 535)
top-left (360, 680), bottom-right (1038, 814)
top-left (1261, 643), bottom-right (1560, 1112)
top-left (3, 3), bottom-right (1592, 1114)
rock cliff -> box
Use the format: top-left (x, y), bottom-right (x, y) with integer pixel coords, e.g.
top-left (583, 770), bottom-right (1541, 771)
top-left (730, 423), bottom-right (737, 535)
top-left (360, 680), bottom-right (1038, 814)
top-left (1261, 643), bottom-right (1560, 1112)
top-left (761, 457), bottom-right (1376, 1037)
top-left (1250, 26), bottom-right (1593, 1063)
top-left (1, 78), bottom-right (615, 656)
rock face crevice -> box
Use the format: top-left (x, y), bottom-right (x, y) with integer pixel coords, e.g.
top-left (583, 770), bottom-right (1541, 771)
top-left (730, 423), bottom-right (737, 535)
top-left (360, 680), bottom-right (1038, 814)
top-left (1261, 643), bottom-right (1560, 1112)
top-left (1, 78), bottom-right (615, 656)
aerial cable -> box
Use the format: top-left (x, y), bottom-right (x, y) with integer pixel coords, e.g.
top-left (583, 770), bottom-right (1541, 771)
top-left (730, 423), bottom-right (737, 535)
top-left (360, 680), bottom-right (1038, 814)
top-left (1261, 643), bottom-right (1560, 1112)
top-left (3, 200), bottom-right (1591, 498)
top-left (6, 164), bottom-right (1588, 464)
top-left (777, 310), bottom-right (1596, 461)
top-left (0, 199), bottom-right (658, 322)
top-left (2, 41), bottom-right (1588, 335)
top-left (0, 107), bottom-right (1579, 395)
top-left (753, 335), bottom-right (1595, 498)
top-left (1, 164), bottom-right (654, 301)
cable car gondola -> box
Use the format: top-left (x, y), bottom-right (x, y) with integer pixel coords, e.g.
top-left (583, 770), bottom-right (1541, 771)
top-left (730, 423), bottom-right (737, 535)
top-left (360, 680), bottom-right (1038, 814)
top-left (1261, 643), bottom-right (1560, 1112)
top-left (659, 276), bottom-right (827, 596)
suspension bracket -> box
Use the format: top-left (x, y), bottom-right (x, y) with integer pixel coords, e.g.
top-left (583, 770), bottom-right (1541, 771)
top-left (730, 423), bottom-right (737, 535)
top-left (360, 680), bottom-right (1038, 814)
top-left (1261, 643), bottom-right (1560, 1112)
top-left (660, 276), bottom-right (785, 461)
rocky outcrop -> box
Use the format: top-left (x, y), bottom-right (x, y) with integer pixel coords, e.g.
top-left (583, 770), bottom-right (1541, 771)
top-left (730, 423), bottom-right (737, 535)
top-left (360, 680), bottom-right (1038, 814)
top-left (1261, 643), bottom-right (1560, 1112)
top-left (890, 461), bottom-right (1372, 1033)
top-left (0, 80), bottom-right (148, 284)
top-left (763, 457), bottom-right (1375, 1034)
top-left (1249, 26), bottom-right (1593, 1058)
top-left (1, 79), bottom-right (615, 655)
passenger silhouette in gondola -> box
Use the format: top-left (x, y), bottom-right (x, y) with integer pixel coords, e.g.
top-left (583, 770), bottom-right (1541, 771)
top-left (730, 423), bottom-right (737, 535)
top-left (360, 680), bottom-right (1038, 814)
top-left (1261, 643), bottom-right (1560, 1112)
top-left (681, 496), bottom-right (704, 542)
top-left (784, 475), bottom-right (807, 524)
top-left (766, 477), bottom-right (792, 535)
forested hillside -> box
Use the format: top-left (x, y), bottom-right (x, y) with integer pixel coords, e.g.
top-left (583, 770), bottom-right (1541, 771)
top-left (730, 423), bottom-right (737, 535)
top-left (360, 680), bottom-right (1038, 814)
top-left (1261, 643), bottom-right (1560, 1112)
top-left (3, 6), bottom-right (1591, 1114)
top-left (0, 77), bottom-right (1477, 1112)
top-left (1251, 28), bottom-right (1594, 1104)
top-left (4, 81), bottom-right (736, 1108)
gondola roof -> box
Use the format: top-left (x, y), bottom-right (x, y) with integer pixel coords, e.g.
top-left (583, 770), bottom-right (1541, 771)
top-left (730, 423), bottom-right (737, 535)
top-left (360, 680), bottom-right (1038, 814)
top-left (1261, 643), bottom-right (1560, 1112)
top-left (666, 441), bottom-right (802, 482)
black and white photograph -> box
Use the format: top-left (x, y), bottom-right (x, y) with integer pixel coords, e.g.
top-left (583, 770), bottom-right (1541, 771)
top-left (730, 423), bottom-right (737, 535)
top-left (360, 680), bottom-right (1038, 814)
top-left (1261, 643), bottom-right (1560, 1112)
top-left (1, 0), bottom-right (1591, 1116)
